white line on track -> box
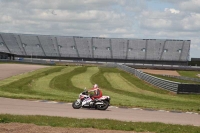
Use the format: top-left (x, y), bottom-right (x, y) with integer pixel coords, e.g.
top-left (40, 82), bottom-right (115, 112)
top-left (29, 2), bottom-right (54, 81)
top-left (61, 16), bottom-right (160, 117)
top-left (132, 108), bottom-right (143, 110)
top-left (186, 112), bottom-right (194, 114)
top-left (46, 101), bottom-right (58, 104)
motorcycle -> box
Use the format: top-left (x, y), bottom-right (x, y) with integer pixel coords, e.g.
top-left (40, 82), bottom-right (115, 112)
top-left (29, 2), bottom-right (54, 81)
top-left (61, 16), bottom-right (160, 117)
top-left (72, 90), bottom-right (110, 110)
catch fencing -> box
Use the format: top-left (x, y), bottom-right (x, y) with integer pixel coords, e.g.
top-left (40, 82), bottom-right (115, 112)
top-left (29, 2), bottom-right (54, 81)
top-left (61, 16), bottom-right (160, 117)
top-left (104, 63), bottom-right (200, 94)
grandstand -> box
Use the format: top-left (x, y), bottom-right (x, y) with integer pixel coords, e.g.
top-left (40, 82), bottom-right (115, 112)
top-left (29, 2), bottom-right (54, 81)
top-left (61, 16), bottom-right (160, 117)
top-left (0, 33), bottom-right (190, 65)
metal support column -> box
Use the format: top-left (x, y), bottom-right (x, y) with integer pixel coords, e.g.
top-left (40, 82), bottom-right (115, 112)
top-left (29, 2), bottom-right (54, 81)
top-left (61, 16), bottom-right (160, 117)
top-left (179, 41), bottom-right (185, 61)
top-left (50, 38), bottom-right (58, 57)
top-left (0, 34), bottom-right (11, 53)
top-left (36, 36), bottom-right (46, 56)
top-left (91, 37), bottom-right (94, 58)
top-left (145, 39), bottom-right (148, 60)
top-left (160, 40), bottom-right (167, 60)
top-left (18, 35), bottom-right (27, 55)
top-left (187, 40), bottom-right (191, 62)
top-left (13, 36), bottom-right (24, 55)
top-left (125, 40), bottom-right (129, 59)
top-left (109, 39), bottom-right (113, 59)
top-left (73, 37), bottom-right (80, 57)
top-left (55, 37), bottom-right (61, 57)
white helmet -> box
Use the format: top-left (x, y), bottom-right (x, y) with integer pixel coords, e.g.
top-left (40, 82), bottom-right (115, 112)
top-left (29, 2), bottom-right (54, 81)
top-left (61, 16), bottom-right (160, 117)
top-left (93, 84), bottom-right (98, 88)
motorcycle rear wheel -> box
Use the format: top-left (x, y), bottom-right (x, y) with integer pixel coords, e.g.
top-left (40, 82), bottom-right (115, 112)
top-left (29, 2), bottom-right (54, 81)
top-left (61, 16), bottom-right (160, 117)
top-left (72, 100), bottom-right (82, 109)
top-left (96, 101), bottom-right (109, 110)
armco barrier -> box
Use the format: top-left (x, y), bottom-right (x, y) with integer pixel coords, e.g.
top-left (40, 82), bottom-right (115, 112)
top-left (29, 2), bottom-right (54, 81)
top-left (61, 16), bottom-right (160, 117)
top-left (117, 64), bottom-right (179, 93)
top-left (103, 63), bottom-right (200, 94)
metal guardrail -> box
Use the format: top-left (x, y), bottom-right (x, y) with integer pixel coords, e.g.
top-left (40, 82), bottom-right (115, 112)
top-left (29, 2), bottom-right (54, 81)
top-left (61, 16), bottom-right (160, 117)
top-left (116, 64), bottom-right (179, 93)
top-left (103, 63), bottom-right (200, 94)
top-left (113, 64), bottom-right (200, 94)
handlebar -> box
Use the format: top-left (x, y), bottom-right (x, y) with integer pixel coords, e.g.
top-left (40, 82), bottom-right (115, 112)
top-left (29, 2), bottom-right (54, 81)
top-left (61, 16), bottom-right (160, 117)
top-left (82, 90), bottom-right (88, 95)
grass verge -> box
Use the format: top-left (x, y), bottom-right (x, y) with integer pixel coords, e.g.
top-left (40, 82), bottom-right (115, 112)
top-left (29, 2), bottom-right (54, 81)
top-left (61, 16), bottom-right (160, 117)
top-left (147, 74), bottom-right (200, 84)
top-left (50, 66), bottom-right (86, 93)
top-left (178, 71), bottom-right (200, 78)
top-left (30, 66), bottom-right (78, 102)
top-left (0, 67), bottom-right (63, 93)
top-left (0, 67), bottom-right (64, 99)
top-left (0, 114), bottom-right (200, 133)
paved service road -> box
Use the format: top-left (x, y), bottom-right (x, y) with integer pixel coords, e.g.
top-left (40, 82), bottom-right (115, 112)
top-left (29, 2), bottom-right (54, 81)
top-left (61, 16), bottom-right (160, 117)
top-left (0, 97), bottom-right (199, 126)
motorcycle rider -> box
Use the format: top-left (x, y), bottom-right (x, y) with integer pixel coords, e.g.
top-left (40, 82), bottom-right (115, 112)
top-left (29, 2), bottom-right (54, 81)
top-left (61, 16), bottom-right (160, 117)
top-left (88, 84), bottom-right (102, 100)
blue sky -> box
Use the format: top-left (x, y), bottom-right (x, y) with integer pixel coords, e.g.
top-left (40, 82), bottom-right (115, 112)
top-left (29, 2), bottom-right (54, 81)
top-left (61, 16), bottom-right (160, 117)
top-left (147, 1), bottom-right (175, 11)
top-left (0, 0), bottom-right (199, 59)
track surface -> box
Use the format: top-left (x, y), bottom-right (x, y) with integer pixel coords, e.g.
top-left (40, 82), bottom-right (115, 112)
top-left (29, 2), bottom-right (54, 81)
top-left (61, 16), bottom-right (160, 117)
top-left (0, 97), bottom-right (199, 126)
top-left (0, 64), bottom-right (48, 80)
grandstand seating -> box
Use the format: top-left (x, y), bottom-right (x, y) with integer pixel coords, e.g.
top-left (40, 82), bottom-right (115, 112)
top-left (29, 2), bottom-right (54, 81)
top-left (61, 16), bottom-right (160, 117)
top-left (13, 34), bottom-right (26, 55)
top-left (75, 37), bottom-right (92, 58)
top-left (180, 40), bottom-right (190, 61)
top-left (128, 39), bottom-right (146, 60)
top-left (111, 38), bottom-right (127, 59)
top-left (0, 35), bottom-right (10, 53)
top-left (56, 36), bottom-right (78, 57)
top-left (18, 34), bottom-right (45, 56)
top-left (146, 39), bottom-right (161, 60)
top-left (1, 33), bottom-right (23, 55)
top-left (93, 38), bottom-right (111, 58)
top-left (37, 35), bottom-right (58, 57)
top-left (0, 33), bottom-right (190, 63)
top-left (161, 40), bottom-right (183, 61)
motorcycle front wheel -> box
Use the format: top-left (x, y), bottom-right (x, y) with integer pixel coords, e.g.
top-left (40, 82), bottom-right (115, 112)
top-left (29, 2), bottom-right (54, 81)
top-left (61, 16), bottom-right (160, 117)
top-left (72, 100), bottom-right (82, 109)
top-left (96, 101), bottom-right (109, 110)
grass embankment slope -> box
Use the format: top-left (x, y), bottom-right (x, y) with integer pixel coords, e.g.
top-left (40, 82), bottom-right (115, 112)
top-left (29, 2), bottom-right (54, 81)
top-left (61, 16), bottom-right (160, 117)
top-left (0, 66), bottom-right (77, 101)
top-left (178, 70), bottom-right (200, 78)
top-left (0, 66), bottom-right (199, 112)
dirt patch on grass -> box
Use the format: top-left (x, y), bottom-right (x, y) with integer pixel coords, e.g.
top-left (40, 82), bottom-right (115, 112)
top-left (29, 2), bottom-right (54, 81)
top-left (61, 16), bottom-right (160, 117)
top-left (0, 123), bottom-right (152, 133)
top-left (0, 64), bottom-right (48, 80)
top-left (139, 69), bottom-right (180, 76)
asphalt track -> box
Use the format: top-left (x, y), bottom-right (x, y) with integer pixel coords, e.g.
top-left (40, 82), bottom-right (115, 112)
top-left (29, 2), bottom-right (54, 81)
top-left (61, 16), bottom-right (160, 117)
top-left (0, 64), bottom-right (48, 80)
top-left (0, 97), bottom-right (200, 126)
